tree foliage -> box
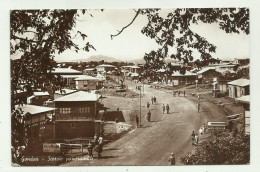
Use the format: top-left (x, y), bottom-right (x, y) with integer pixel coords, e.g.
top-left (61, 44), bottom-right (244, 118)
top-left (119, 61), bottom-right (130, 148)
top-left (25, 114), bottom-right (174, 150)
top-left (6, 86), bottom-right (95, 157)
top-left (112, 8), bottom-right (249, 77)
top-left (11, 10), bottom-right (95, 101)
top-left (10, 9), bottom-right (96, 164)
top-left (180, 132), bottom-right (250, 165)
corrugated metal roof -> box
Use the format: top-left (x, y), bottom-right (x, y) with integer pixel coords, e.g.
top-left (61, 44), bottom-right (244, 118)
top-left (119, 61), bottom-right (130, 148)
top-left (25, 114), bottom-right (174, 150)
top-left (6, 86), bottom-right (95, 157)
top-left (84, 68), bottom-right (96, 71)
top-left (60, 74), bottom-right (84, 78)
top-left (96, 64), bottom-right (116, 68)
top-left (55, 89), bottom-right (78, 95)
top-left (15, 104), bottom-right (56, 115)
top-left (33, 92), bottom-right (49, 96)
top-left (51, 68), bottom-right (82, 74)
top-left (197, 67), bottom-right (216, 74)
top-left (54, 91), bottom-right (101, 102)
top-left (236, 95), bottom-right (250, 103)
top-left (74, 75), bottom-right (100, 81)
top-left (227, 78), bottom-right (250, 87)
top-left (171, 71), bottom-right (197, 76)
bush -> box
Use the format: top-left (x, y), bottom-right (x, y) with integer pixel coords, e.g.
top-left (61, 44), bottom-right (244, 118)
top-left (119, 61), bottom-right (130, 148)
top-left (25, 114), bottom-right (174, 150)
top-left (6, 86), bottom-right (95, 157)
top-left (180, 132), bottom-right (250, 165)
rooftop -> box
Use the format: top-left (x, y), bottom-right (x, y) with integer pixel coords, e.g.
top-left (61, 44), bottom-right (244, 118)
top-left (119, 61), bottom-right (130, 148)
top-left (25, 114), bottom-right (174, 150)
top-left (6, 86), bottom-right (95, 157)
top-left (33, 92), bottom-right (49, 96)
top-left (236, 95), bottom-right (250, 104)
top-left (227, 78), bottom-right (250, 87)
top-left (74, 75), bottom-right (100, 81)
top-left (54, 89), bottom-right (78, 95)
top-left (54, 91), bottom-right (101, 102)
top-left (60, 74), bottom-right (85, 79)
top-left (172, 71), bottom-right (197, 76)
top-left (51, 68), bottom-right (82, 74)
top-left (84, 68), bottom-right (96, 71)
top-left (15, 104), bottom-right (56, 115)
top-left (96, 64), bottom-right (116, 68)
top-left (197, 67), bottom-right (216, 74)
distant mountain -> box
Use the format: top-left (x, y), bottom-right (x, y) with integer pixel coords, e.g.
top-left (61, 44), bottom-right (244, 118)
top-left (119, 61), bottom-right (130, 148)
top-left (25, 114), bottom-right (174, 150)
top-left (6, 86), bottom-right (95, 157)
top-left (131, 58), bottom-right (146, 64)
top-left (72, 55), bottom-right (122, 63)
top-left (129, 57), bottom-right (179, 64)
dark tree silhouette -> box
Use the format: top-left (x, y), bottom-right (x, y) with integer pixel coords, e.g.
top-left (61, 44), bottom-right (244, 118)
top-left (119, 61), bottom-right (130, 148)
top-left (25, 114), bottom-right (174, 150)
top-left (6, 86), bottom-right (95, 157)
top-left (112, 8), bottom-right (249, 78)
top-left (10, 9), bottom-right (96, 164)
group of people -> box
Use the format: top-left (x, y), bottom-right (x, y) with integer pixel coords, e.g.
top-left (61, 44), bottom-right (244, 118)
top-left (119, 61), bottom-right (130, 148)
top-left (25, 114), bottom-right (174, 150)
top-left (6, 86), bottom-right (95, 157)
top-left (191, 124), bottom-right (206, 145)
top-left (87, 134), bottom-right (104, 159)
top-left (173, 90), bottom-right (185, 97)
top-left (162, 104), bottom-right (170, 114)
top-left (151, 96), bottom-right (157, 104)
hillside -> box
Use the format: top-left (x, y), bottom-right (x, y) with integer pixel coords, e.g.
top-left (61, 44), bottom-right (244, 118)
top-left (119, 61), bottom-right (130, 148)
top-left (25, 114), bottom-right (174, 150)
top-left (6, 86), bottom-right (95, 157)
top-left (72, 55), bottom-right (122, 63)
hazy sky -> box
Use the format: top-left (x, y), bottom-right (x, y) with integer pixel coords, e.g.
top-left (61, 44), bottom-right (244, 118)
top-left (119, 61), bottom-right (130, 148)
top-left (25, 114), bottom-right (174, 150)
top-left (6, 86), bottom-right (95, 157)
top-left (13, 9), bottom-right (250, 62)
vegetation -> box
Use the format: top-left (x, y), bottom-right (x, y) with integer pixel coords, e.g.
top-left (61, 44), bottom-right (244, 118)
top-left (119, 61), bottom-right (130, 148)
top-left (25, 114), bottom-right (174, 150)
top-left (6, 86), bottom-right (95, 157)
top-left (10, 8), bottom-right (250, 165)
top-left (180, 131), bottom-right (250, 165)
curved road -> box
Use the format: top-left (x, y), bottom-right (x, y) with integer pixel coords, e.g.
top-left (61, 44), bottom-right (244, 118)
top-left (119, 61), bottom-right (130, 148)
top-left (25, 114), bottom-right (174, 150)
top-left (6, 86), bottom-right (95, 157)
top-left (63, 80), bottom-right (227, 166)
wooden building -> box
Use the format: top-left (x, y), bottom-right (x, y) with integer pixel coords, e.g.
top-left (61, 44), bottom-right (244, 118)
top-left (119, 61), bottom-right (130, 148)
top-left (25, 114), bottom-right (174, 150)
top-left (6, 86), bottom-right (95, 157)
top-left (170, 71), bottom-right (197, 85)
top-left (27, 92), bottom-right (50, 106)
top-left (53, 91), bottom-right (101, 139)
top-left (17, 105), bottom-right (56, 144)
top-left (75, 75), bottom-right (103, 91)
top-left (96, 64), bottom-right (116, 74)
top-left (227, 78), bottom-right (250, 98)
top-left (197, 67), bottom-right (221, 83)
top-left (236, 95), bottom-right (250, 135)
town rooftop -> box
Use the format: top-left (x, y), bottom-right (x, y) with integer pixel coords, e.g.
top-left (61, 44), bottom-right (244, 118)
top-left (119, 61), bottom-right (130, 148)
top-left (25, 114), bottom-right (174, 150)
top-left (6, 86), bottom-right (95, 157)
top-left (54, 91), bottom-right (101, 102)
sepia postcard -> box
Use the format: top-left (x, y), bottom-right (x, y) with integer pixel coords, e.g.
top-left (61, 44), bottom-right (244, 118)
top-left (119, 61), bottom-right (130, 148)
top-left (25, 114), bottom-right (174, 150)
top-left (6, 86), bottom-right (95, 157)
top-left (7, 4), bottom-right (254, 170)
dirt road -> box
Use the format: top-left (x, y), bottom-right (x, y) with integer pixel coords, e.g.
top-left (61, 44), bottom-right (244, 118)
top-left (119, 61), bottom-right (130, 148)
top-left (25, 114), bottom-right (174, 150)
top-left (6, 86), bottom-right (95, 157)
top-left (63, 80), bottom-right (228, 166)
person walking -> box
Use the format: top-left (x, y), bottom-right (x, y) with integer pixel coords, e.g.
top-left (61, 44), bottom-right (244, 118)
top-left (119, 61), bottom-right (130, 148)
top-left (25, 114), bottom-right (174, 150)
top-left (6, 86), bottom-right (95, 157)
top-left (191, 131), bottom-right (195, 145)
top-left (96, 135), bottom-right (104, 159)
top-left (166, 104), bottom-right (170, 114)
top-left (195, 134), bottom-right (199, 144)
top-left (168, 153), bottom-right (176, 165)
top-left (154, 96), bottom-right (157, 104)
top-left (147, 102), bottom-right (150, 109)
top-left (151, 97), bottom-right (154, 104)
top-left (197, 102), bottom-right (200, 112)
top-left (147, 110), bottom-right (151, 122)
top-left (162, 104), bottom-right (165, 114)
top-left (136, 115), bottom-right (139, 128)
top-left (199, 127), bottom-right (203, 136)
top-left (98, 135), bottom-right (103, 145)
top-left (202, 124), bottom-right (206, 133)
top-left (178, 91), bottom-right (180, 96)
top-left (87, 141), bottom-right (93, 159)
top-left (184, 90), bottom-right (186, 97)
top-left (93, 134), bottom-right (98, 146)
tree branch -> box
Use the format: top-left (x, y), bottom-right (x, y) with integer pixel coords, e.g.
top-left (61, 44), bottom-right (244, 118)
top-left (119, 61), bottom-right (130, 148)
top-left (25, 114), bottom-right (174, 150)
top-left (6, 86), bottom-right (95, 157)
top-left (110, 9), bottom-right (141, 40)
top-left (11, 35), bottom-right (45, 43)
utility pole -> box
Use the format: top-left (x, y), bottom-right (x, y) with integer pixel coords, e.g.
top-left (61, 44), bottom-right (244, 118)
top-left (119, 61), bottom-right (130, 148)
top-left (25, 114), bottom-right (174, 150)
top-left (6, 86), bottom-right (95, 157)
top-left (139, 86), bottom-right (142, 126)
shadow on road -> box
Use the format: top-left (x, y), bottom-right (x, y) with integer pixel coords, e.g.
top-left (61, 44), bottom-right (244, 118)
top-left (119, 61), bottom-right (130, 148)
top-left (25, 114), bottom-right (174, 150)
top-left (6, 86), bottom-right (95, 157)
top-left (103, 148), bottom-right (118, 151)
top-left (98, 155), bottom-right (119, 159)
top-left (150, 120), bottom-right (161, 122)
top-left (138, 125), bottom-right (151, 128)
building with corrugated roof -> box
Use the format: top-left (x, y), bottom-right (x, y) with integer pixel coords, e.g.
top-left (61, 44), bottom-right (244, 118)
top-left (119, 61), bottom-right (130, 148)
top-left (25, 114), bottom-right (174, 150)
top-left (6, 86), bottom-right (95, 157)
top-left (16, 104), bottom-right (56, 144)
top-left (170, 71), bottom-right (197, 85)
top-left (75, 75), bottom-right (104, 91)
top-left (96, 64), bottom-right (116, 74)
top-left (27, 91), bottom-right (50, 106)
top-left (51, 68), bottom-right (82, 75)
top-left (227, 78), bottom-right (250, 98)
top-left (236, 95), bottom-right (250, 135)
top-left (53, 91), bottom-right (102, 139)
top-left (197, 67), bottom-right (221, 83)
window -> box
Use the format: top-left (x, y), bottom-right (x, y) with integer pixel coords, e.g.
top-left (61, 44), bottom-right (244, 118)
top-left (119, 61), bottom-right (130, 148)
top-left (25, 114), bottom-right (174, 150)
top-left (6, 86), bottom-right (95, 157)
top-left (71, 122), bottom-right (75, 128)
top-left (60, 108), bottom-right (71, 114)
top-left (79, 107), bottom-right (90, 114)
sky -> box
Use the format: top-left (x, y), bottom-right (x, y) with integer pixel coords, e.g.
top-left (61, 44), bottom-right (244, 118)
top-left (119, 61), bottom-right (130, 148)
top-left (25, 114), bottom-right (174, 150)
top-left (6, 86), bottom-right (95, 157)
top-left (12, 9), bottom-right (250, 62)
